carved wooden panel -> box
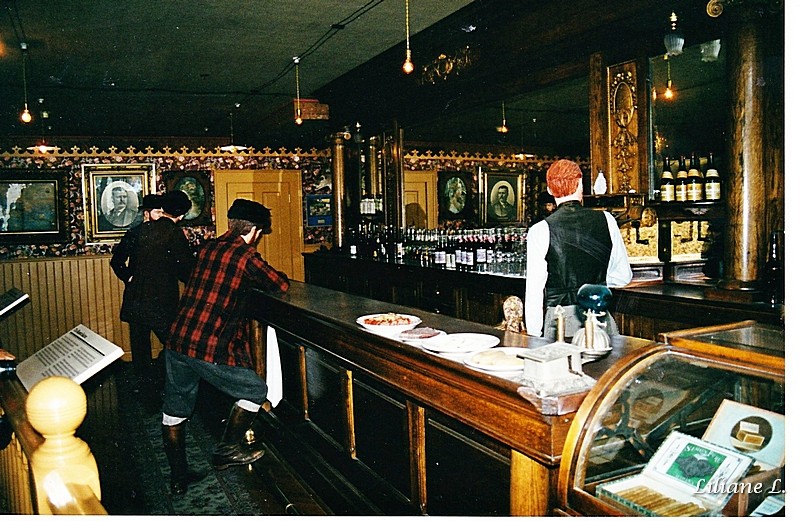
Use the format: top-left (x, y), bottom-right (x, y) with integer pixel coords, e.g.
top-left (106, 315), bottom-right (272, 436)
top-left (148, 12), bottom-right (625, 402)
top-left (607, 60), bottom-right (640, 193)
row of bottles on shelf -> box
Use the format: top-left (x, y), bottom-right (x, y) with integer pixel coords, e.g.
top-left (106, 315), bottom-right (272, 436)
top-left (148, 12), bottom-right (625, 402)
top-left (348, 223), bottom-right (528, 276)
top-left (359, 194), bottom-right (383, 215)
top-left (658, 152), bottom-right (721, 203)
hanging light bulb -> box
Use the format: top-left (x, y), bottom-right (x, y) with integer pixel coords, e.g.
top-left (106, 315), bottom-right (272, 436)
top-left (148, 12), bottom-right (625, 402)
top-left (663, 55), bottom-right (675, 100)
top-left (402, 0), bottom-right (414, 74)
top-left (663, 11), bottom-right (684, 56)
top-left (294, 56), bottom-right (303, 125)
top-left (20, 43), bottom-right (32, 124)
top-left (496, 102), bottom-right (509, 133)
top-left (220, 105), bottom-right (246, 152)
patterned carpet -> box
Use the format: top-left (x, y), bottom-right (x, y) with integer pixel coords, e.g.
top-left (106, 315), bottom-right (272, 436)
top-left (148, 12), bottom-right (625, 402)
top-left (106, 366), bottom-right (262, 515)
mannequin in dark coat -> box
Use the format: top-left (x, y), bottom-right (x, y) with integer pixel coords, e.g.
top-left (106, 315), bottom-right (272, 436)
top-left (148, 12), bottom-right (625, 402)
top-left (112, 191), bottom-right (195, 379)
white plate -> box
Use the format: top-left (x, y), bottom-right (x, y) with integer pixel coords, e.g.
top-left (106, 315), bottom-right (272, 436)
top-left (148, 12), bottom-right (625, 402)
top-left (420, 333), bottom-right (500, 353)
top-left (464, 347), bottom-right (527, 372)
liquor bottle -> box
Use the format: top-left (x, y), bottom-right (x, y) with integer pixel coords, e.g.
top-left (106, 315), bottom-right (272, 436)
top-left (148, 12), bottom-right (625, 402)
top-left (686, 152), bottom-right (704, 201)
top-left (464, 231), bottom-right (475, 271)
top-left (445, 231), bottom-right (456, 269)
top-left (674, 155), bottom-right (688, 202)
top-left (475, 229), bottom-right (488, 270)
top-left (764, 230), bottom-right (784, 306)
top-left (704, 152), bottom-right (722, 201)
top-left (659, 156), bottom-right (675, 202)
top-left (434, 232), bottom-right (446, 266)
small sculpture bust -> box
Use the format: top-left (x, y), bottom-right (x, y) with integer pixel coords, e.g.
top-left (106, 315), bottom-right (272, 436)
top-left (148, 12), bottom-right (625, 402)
top-left (498, 296), bottom-right (526, 333)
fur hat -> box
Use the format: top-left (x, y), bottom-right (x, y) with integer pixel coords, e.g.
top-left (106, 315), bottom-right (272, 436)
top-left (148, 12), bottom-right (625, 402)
top-left (227, 198), bottom-right (272, 228)
top-left (140, 193), bottom-right (164, 210)
top-left (161, 190), bottom-right (192, 217)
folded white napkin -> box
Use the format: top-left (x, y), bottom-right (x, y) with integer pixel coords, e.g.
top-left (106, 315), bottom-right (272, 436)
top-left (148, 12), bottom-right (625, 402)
top-left (266, 325), bottom-right (283, 407)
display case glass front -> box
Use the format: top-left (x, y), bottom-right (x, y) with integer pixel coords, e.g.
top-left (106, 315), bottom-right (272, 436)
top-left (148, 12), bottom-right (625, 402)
top-left (559, 322), bottom-right (784, 517)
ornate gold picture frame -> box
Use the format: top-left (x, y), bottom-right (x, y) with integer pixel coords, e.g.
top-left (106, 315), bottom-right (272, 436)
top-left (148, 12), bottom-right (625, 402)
top-left (81, 163), bottom-right (155, 244)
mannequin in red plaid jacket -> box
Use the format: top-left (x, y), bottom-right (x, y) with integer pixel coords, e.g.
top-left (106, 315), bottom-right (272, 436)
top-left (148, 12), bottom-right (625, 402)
top-left (160, 198), bottom-right (289, 496)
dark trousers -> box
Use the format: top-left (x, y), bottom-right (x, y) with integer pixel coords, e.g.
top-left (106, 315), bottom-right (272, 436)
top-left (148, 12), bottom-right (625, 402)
top-left (162, 349), bottom-right (267, 419)
top-left (128, 321), bottom-right (169, 377)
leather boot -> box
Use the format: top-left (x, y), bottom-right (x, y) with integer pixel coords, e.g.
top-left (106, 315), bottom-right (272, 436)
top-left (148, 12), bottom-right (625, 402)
top-left (162, 423), bottom-right (206, 495)
top-left (212, 405), bottom-right (266, 471)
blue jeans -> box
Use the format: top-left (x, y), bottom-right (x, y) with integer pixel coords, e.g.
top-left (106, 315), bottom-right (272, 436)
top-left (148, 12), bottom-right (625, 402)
top-left (162, 349), bottom-right (267, 418)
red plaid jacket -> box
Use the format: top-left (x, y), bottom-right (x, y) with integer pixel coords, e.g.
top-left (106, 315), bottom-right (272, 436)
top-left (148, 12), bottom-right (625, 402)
top-left (167, 230), bottom-right (289, 367)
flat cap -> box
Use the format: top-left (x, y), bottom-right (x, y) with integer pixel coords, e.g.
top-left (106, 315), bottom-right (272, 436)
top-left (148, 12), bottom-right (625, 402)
top-left (227, 198), bottom-right (272, 227)
top-left (140, 193), bottom-right (164, 210)
top-left (162, 190), bottom-right (192, 217)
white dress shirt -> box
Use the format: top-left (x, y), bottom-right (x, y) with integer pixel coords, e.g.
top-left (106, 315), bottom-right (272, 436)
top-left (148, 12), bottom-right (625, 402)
top-left (525, 211), bottom-right (632, 336)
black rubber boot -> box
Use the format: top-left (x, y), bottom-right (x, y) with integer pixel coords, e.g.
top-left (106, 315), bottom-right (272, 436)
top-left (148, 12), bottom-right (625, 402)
top-left (162, 423), bottom-right (206, 495)
top-left (212, 405), bottom-right (266, 471)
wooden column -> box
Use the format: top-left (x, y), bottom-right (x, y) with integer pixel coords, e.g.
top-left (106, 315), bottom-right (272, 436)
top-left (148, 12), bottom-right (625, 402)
top-left (717, 5), bottom-right (766, 293)
top-left (331, 132), bottom-right (347, 249)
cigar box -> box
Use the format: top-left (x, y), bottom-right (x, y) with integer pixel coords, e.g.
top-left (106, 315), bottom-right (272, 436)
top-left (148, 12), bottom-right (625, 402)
top-left (701, 400), bottom-right (785, 516)
top-left (596, 431), bottom-right (754, 516)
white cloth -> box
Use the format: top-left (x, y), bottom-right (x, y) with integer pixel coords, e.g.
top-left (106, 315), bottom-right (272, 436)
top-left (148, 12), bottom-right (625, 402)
top-left (525, 210), bottom-right (632, 336)
top-left (266, 325), bottom-right (283, 407)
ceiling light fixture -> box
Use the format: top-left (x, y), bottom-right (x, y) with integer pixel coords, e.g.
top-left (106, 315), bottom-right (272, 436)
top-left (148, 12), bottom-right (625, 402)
top-left (663, 11), bottom-right (684, 56)
top-left (27, 98), bottom-right (58, 153)
top-left (496, 102), bottom-right (509, 133)
top-left (220, 106), bottom-right (246, 152)
top-left (402, 0), bottom-right (414, 74)
top-left (663, 55), bottom-right (675, 100)
top-left (20, 42), bottom-right (32, 124)
top-left (294, 57), bottom-right (303, 125)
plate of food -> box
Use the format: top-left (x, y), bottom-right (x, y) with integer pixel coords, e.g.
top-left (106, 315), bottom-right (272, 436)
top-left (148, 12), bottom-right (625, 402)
top-left (463, 347), bottom-right (527, 373)
top-left (398, 326), bottom-right (445, 345)
top-left (419, 332), bottom-right (500, 353)
top-left (356, 313), bottom-right (422, 338)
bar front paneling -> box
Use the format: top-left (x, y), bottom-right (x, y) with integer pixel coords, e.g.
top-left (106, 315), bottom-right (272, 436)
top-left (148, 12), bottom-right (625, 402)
top-left (249, 281), bottom-right (653, 515)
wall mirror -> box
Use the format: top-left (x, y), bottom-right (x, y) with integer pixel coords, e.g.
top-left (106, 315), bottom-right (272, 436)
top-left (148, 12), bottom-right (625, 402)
top-left (649, 39), bottom-right (728, 191)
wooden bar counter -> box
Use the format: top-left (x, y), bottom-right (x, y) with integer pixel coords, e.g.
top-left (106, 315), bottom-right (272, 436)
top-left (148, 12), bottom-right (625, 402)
top-left (248, 281), bottom-right (654, 515)
top-left (303, 251), bottom-right (783, 339)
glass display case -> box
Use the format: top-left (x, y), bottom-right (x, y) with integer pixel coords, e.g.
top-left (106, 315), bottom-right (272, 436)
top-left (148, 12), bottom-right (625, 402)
top-left (558, 321), bottom-right (784, 517)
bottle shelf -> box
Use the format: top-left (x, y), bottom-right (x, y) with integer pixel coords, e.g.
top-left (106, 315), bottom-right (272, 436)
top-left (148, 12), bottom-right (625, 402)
top-left (650, 201), bottom-right (725, 221)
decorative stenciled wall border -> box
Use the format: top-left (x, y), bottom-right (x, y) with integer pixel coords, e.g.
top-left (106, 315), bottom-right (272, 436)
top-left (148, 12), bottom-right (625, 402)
top-left (0, 144), bottom-right (585, 260)
top-left (0, 146), bottom-right (332, 260)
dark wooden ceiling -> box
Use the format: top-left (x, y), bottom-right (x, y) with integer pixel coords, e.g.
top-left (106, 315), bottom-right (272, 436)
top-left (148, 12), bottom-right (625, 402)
top-left (0, 0), bottom-right (784, 154)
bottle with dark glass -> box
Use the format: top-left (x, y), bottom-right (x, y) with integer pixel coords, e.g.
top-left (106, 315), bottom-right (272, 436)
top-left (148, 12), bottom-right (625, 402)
top-left (475, 229), bottom-right (488, 270)
top-left (465, 231), bottom-right (475, 271)
top-left (445, 230), bottom-right (456, 269)
top-left (434, 231), bottom-right (446, 266)
top-left (674, 155), bottom-right (689, 202)
top-left (659, 156), bottom-right (675, 202)
top-left (764, 230), bottom-right (784, 306)
top-left (704, 152), bottom-right (722, 201)
top-left (686, 152), bottom-right (704, 201)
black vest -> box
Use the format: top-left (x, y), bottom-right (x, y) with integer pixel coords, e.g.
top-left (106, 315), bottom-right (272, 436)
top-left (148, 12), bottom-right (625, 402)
top-left (543, 201), bottom-right (612, 307)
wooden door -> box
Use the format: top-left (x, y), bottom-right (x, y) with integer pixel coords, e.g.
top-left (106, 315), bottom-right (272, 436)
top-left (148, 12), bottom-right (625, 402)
top-left (404, 170), bottom-right (438, 228)
top-left (214, 169), bottom-right (304, 281)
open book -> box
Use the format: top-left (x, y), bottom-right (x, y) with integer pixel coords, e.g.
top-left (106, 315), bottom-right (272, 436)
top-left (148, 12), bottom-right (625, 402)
top-left (16, 324), bottom-right (124, 391)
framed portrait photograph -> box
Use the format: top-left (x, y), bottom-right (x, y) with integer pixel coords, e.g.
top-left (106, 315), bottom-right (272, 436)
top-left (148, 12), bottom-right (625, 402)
top-left (82, 163), bottom-right (155, 243)
top-left (306, 194), bottom-right (332, 227)
top-left (437, 171), bottom-right (473, 223)
top-left (481, 169), bottom-right (524, 225)
top-left (163, 170), bottom-right (212, 225)
top-left (0, 169), bottom-right (70, 244)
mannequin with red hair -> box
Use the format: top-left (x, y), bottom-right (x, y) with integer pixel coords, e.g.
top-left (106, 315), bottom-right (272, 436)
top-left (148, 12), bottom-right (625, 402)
top-left (524, 159), bottom-right (632, 338)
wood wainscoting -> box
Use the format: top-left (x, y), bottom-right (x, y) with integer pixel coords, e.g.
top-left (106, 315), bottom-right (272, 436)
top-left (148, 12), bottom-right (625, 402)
top-left (0, 256), bottom-right (131, 360)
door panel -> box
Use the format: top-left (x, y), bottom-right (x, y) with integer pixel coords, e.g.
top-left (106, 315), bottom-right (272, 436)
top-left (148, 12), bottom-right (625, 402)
top-left (404, 170), bottom-right (438, 228)
top-left (214, 169), bottom-right (304, 281)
